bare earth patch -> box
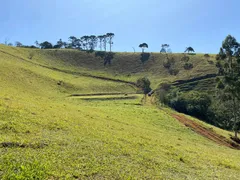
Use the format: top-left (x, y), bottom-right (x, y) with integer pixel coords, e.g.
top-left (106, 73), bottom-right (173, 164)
top-left (172, 114), bottom-right (240, 150)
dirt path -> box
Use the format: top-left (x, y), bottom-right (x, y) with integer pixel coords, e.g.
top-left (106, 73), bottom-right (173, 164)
top-left (70, 92), bottom-right (140, 97)
top-left (172, 73), bottom-right (217, 86)
top-left (172, 114), bottom-right (240, 150)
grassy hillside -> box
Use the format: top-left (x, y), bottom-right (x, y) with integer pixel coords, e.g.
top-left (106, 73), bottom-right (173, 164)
top-left (0, 45), bottom-right (218, 89)
top-left (1, 45), bottom-right (240, 179)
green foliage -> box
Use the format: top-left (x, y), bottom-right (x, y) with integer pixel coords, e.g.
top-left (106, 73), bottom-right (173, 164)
top-left (162, 56), bottom-right (179, 75)
top-left (184, 62), bottom-right (193, 70)
top-left (204, 54), bottom-right (210, 58)
top-left (140, 53), bottom-right (150, 64)
top-left (136, 77), bottom-right (151, 94)
top-left (106, 33), bottom-right (115, 52)
top-left (28, 52), bottom-right (35, 59)
top-left (163, 56), bottom-right (175, 69)
top-left (168, 67), bottom-right (179, 75)
top-left (15, 41), bottom-right (23, 47)
top-left (95, 51), bottom-right (106, 59)
top-left (160, 44), bottom-right (170, 53)
top-left (104, 52), bottom-right (115, 66)
top-left (155, 82), bottom-right (171, 104)
top-left (158, 89), bottom-right (212, 121)
top-left (181, 55), bottom-right (190, 62)
top-left (39, 41), bottom-right (53, 49)
top-left (215, 34), bottom-right (240, 137)
top-left (185, 47), bottom-right (195, 54)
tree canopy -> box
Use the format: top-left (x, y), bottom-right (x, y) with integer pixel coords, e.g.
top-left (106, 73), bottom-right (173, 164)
top-left (39, 41), bottom-right (53, 49)
top-left (215, 35), bottom-right (240, 138)
top-left (185, 47), bottom-right (195, 54)
top-left (139, 43), bottom-right (148, 53)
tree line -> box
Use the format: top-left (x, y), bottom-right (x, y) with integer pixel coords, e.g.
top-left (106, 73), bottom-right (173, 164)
top-left (14, 33), bottom-right (115, 52)
top-left (11, 34), bottom-right (197, 54)
top-left (139, 42), bottom-right (195, 54)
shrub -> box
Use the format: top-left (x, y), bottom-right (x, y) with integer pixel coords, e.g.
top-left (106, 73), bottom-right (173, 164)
top-left (163, 56), bottom-right (175, 70)
top-left (208, 60), bottom-right (214, 64)
top-left (140, 53), bottom-right (150, 64)
top-left (104, 52), bottom-right (115, 66)
top-left (184, 62), bottom-right (193, 70)
top-left (155, 82), bottom-right (171, 104)
top-left (28, 52), bottom-right (35, 59)
top-left (95, 51), bottom-right (106, 59)
top-left (181, 56), bottom-right (190, 62)
top-left (136, 77), bottom-right (151, 94)
top-left (168, 67), bottom-right (179, 75)
top-left (204, 54), bottom-right (210, 58)
top-left (163, 59), bottom-right (171, 69)
top-left (168, 91), bottom-right (212, 120)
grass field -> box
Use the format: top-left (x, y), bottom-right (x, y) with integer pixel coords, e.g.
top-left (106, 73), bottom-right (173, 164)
top-left (0, 45), bottom-right (239, 179)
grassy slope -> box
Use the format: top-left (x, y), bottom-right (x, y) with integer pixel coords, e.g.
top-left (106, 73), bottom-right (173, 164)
top-left (0, 45), bottom-right (239, 179)
top-left (0, 45), bottom-right (218, 89)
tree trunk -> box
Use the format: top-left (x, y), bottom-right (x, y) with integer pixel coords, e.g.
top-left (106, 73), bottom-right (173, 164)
top-left (233, 97), bottom-right (238, 139)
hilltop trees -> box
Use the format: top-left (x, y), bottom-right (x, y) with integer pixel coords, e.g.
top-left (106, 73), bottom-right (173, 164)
top-left (12, 33), bottom-right (115, 52)
top-left (39, 41), bottom-right (53, 49)
top-left (139, 43), bottom-right (148, 53)
top-left (160, 44), bottom-right (170, 53)
top-left (103, 35), bottom-right (108, 52)
top-left (15, 41), bottom-right (23, 47)
top-left (106, 33), bottom-right (115, 52)
top-left (98, 35), bottom-right (104, 51)
top-left (185, 47), bottom-right (195, 54)
top-left (53, 39), bottom-right (67, 49)
top-left (89, 35), bottom-right (98, 51)
top-left (215, 35), bottom-right (240, 139)
top-left (67, 36), bottom-right (81, 49)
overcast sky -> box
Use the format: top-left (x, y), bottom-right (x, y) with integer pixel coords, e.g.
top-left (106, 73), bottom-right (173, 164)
top-left (1, 0), bottom-right (240, 53)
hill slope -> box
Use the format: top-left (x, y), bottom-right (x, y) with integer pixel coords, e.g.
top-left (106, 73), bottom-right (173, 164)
top-left (0, 45), bottom-right (218, 88)
top-left (0, 45), bottom-right (239, 179)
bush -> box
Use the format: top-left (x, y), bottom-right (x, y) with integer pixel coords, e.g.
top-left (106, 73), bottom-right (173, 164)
top-left (168, 67), bottom-right (179, 75)
top-left (95, 51), bottom-right (106, 59)
top-left (181, 56), bottom-right (190, 62)
top-left (184, 62), bottom-right (193, 70)
top-left (28, 52), bottom-right (35, 59)
top-left (104, 52), bottom-right (115, 66)
top-left (163, 59), bottom-right (171, 69)
top-left (136, 77), bottom-right (151, 94)
top-left (140, 53), bottom-right (150, 64)
top-left (156, 85), bottom-right (235, 130)
top-left (155, 83), bottom-right (171, 104)
top-left (168, 91), bottom-right (212, 120)
top-left (156, 88), bottom-right (212, 121)
top-left (208, 60), bottom-right (214, 64)
top-left (204, 54), bottom-right (210, 58)
top-left (163, 57), bottom-right (175, 69)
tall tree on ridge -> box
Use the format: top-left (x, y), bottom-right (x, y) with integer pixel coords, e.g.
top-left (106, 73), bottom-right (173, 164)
top-left (106, 33), bottom-right (115, 52)
top-left (89, 35), bottom-right (98, 50)
top-left (139, 43), bottom-right (148, 53)
top-left (98, 35), bottom-right (104, 51)
top-left (103, 35), bottom-right (107, 52)
top-left (185, 47), bottom-right (195, 54)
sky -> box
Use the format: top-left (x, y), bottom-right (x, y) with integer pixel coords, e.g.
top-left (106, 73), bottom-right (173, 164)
top-left (0, 0), bottom-right (240, 53)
